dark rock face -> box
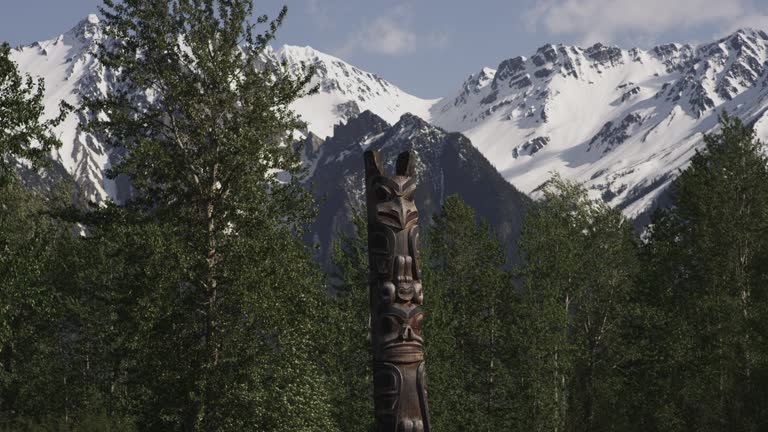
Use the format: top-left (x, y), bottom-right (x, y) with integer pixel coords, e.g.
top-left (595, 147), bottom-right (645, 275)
top-left (662, 74), bottom-right (713, 117)
top-left (558, 46), bottom-right (580, 78)
top-left (492, 56), bottom-right (526, 89)
top-left (329, 110), bottom-right (389, 144)
top-left (512, 136), bottom-right (550, 158)
top-left (651, 30), bottom-right (767, 118)
top-left (453, 68), bottom-right (496, 107)
top-left (586, 43), bottom-right (624, 68)
top-left (534, 68), bottom-right (553, 79)
top-left (589, 113), bottom-right (643, 153)
top-left (715, 43), bottom-right (765, 100)
top-left (533, 44), bottom-right (559, 67)
top-left (298, 132), bottom-right (325, 162)
top-left (333, 100), bottom-right (361, 123)
top-left (620, 86), bottom-right (641, 102)
top-left (480, 90), bottom-right (499, 105)
top-left (652, 43), bottom-right (695, 72)
top-left (305, 110), bottom-right (530, 268)
top-left (510, 76), bottom-right (533, 89)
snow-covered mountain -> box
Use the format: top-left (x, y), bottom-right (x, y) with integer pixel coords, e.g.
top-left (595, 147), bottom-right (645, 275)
top-left (430, 29), bottom-right (768, 217)
top-left (10, 15), bottom-right (768, 220)
top-left (268, 45), bottom-right (436, 140)
top-left (10, 15), bottom-right (126, 203)
top-left (9, 15), bottom-right (434, 203)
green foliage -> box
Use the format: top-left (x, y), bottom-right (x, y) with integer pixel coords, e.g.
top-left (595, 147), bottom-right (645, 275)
top-left (514, 175), bottom-right (639, 432)
top-left (71, 1), bottom-right (334, 430)
top-left (636, 113), bottom-right (768, 431)
top-left (0, 179), bottom-right (63, 421)
top-left (0, 410), bottom-right (135, 432)
top-left (425, 195), bottom-right (517, 431)
top-left (87, 0), bottom-right (316, 224)
top-left (0, 40), bottom-right (79, 426)
top-left (327, 209), bottom-right (375, 432)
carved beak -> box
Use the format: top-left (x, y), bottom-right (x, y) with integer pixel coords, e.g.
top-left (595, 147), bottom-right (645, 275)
top-left (399, 325), bottom-right (423, 344)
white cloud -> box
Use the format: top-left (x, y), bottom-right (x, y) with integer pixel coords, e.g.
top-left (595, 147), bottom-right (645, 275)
top-left (336, 5), bottom-right (447, 57)
top-left (360, 16), bottom-right (418, 55)
top-left (424, 32), bottom-right (450, 50)
top-left (524, 0), bottom-right (753, 45)
top-left (306, 0), bottom-right (334, 30)
top-left (720, 15), bottom-right (768, 35)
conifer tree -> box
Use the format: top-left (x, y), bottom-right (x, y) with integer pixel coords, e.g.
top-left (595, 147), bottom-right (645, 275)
top-left (638, 113), bottom-right (768, 431)
top-left (515, 175), bottom-right (638, 432)
top-left (426, 195), bottom-right (515, 431)
top-left (328, 208), bottom-right (375, 431)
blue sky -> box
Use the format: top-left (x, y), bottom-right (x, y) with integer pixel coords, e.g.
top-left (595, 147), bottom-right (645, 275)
top-left (3, 0), bottom-right (767, 98)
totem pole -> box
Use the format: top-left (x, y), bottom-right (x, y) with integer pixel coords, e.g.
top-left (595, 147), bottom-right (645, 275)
top-left (363, 150), bottom-right (430, 432)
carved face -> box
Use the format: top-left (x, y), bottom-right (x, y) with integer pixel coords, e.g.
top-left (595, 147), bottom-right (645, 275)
top-left (364, 149), bottom-right (419, 234)
top-left (364, 150), bottom-right (422, 303)
top-left (378, 306), bottom-right (424, 355)
top-left (365, 150), bottom-right (430, 432)
top-left (368, 175), bottom-right (419, 232)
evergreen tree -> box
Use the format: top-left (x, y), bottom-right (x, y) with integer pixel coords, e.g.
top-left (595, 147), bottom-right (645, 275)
top-left (514, 175), bottom-right (639, 432)
top-left (425, 195), bottom-right (516, 431)
top-left (327, 208), bottom-right (375, 432)
top-left (78, 1), bottom-right (334, 430)
top-left (638, 113), bottom-right (768, 431)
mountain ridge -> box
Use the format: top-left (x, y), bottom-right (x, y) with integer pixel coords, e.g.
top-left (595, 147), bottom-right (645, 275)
top-left (304, 109), bottom-right (529, 268)
top-left (9, 15), bottom-right (768, 220)
top-left (430, 27), bottom-right (768, 217)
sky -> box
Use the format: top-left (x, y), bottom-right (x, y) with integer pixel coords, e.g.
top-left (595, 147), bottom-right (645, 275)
top-left (2, 0), bottom-right (768, 98)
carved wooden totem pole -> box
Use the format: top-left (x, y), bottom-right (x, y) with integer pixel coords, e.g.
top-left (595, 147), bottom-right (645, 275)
top-left (363, 150), bottom-right (430, 432)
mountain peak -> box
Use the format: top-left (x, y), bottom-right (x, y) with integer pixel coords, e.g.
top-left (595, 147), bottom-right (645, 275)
top-left (277, 44), bottom-right (352, 70)
top-left (394, 112), bottom-right (433, 131)
top-left (329, 110), bottom-right (389, 145)
top-left (279, 44), bottom-right (322, 61)
top-left (70, 13), bottom-right (103, 35)
top-left (61, 12), bottom-right (104, 50)
top-left (584, 42), bottom-right (623, 66)
top-left (277, 44), bottom-right (433, 139)
top-left (727, 27), bottom-right (768, 41)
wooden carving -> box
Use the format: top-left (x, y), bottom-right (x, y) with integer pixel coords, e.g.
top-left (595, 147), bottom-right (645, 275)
top-left (364, 150), bottom-right (430, 432)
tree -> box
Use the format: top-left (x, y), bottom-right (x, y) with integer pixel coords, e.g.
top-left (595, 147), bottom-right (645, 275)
top-left (514, 175), bottom-right (639, 432)
top-left (79, 1), bottom-right (334, 429)
top-left (425, 195), bottom-right (516, 431)
top-left (0, 39), bottom-right (76, 426)
top-left (0, 180), bottom-right (65, 423)
top-left (638, 113), bottom-right (768, 431)
top-left (327, 208), bottom-right (375, 432)
top-left (327, 196), bottom-right (520, 431)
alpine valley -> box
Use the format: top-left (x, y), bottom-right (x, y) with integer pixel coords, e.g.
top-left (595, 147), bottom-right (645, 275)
top-left (10, 15), bottom-right (768, 256)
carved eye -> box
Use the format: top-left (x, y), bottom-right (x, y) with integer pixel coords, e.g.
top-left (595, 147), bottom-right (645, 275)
top-left (410, 314), bottom-right (423, 333)
top-left (380, 316), bottom-right (399, 334)
top-left (403, 188), bottom-right (415, 201)
top-left (375, 185), bottom-right (392, 201)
